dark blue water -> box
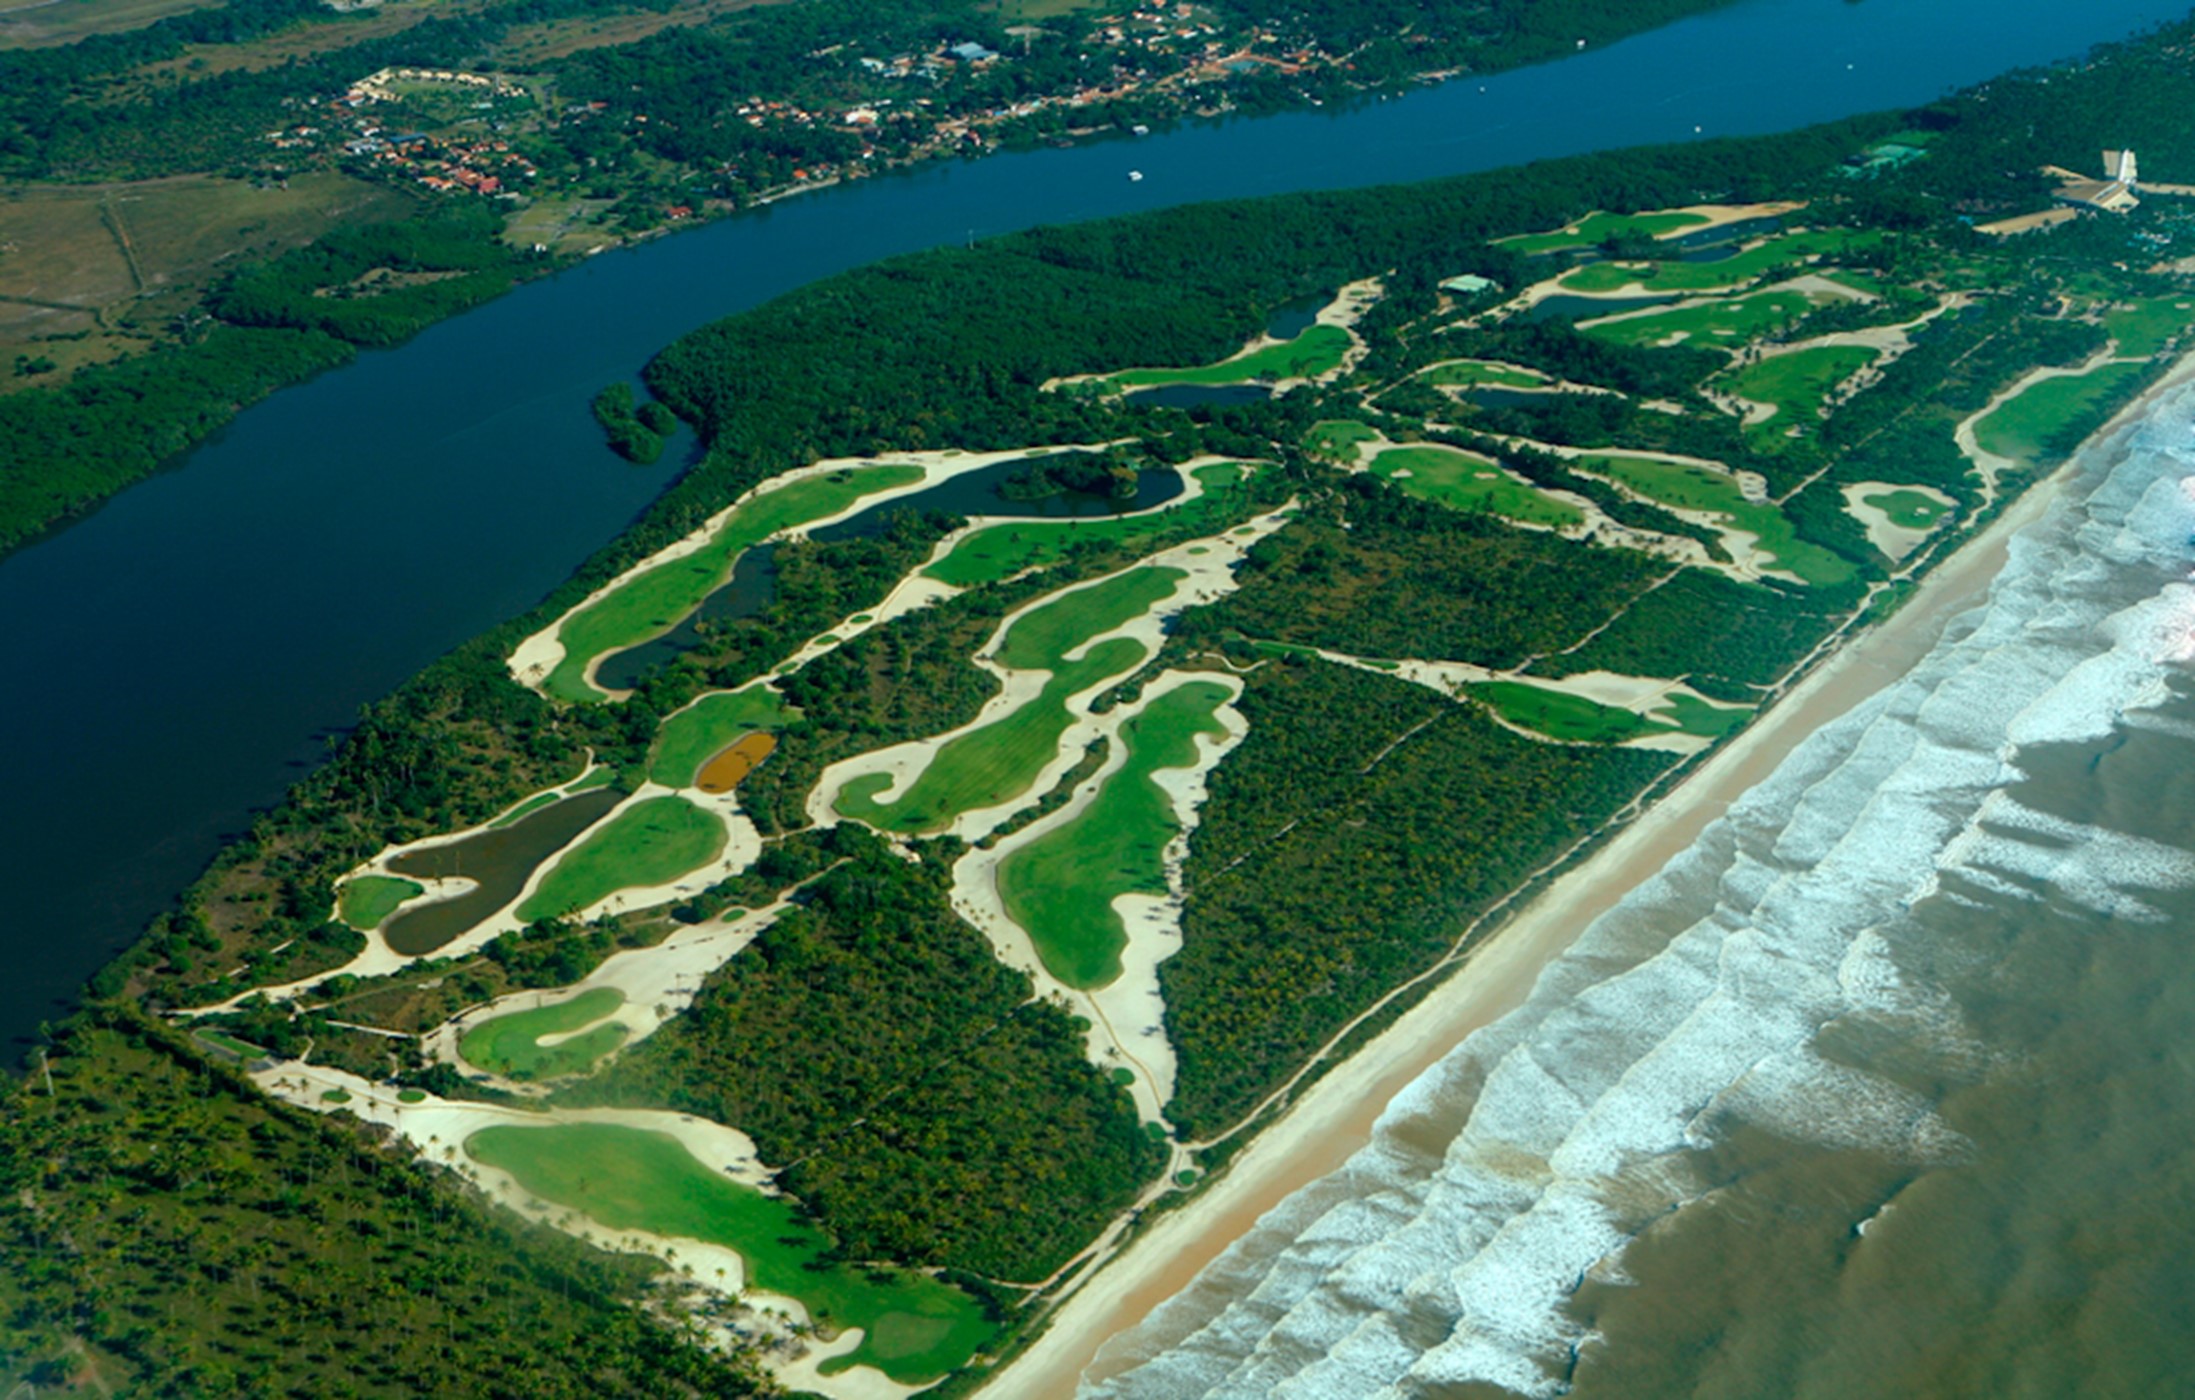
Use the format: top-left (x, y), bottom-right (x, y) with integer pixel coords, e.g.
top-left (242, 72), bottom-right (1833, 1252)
top-left (1126, 384), bottom-right (1276, 410)
top-left (2, 0), bottom-right (2187, 1048)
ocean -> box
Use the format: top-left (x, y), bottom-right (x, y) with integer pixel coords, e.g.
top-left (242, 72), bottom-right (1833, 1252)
top-left (1082, 387), bottom-right (2195, 1395)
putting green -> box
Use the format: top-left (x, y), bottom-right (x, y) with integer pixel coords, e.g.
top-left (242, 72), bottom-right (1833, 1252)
top-left (465, 1123), bottom-right (997, 1383)
top-left (1584, 454), bottom-right (1855, 586)
top-left (338, 875), bottom-right (424, 931)
top-left (459, 987), bottom-right (628, 1080)
top-left (544, 464), bottom-right (924, 703)
top-left (515, 796), bottom-right (727, 923)
top-left (1109, 324), bottom-right (1350, 388)
top-left (1367, 446), bottom-right (1583, 529)
top-left (1860, 488), bottom-right (1951, 531)
top-left (1469, 681), bottom-right (1668, 744)
top-left (996, 681), bottom-right (1233, 988)
top-left (1304, 419), bottom-right (1380, 458)
top-left (837, 567), bottom-right (1185, 834)
top-left (653, 686), bottom-right (790, 788)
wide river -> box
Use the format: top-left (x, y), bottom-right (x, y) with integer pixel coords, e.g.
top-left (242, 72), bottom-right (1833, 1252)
top-left (0, 0), bottom-right (2184, 1097)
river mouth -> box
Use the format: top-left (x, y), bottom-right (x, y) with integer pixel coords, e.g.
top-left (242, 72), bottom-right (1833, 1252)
top-left (591, 455), bottom-right (1184, 692)
top-left (382, 786), bottom-right (626, 955)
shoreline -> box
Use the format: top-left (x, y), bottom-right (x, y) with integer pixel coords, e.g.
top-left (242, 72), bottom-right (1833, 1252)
top-left (987, 346), bottom-right (2195, 1398)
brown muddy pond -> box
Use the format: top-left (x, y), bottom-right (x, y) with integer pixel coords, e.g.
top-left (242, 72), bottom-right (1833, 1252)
top-left (697, 732), bottom-right (777, 794)
top-left (382, 786), bottom-right (625, 955)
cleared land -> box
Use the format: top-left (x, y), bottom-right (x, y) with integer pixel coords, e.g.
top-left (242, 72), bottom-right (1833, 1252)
top-left (1558, 228), bottom-right (1878, 295)
top-left (1972, 361), bottom-right (2146, 468)
top-left (1109, 324), bottom-right (1349, 388)
top-left (515, 796), bottom-right (727, 922)
top-left (924, 462), bottom-right (1249, 587)
top-left (464, 1123), bottom-right (996, 1383)
top-left (652, 686), bottom-right (790, 788)
top-left (546, 464), bottom-right (924, 702)
top-left (459, 987), bottom-right (628, 1080)
top-left (836, 567), bottom-right (1185, 833)
top-left (1584, 453), bottom-right (1855, 586)
top-left (1367, 445), bottom-right (1582, 528)
top-left (337, 875), bottom-right (422, 930)
top-left (996, 680), bottom-right (1232, 988)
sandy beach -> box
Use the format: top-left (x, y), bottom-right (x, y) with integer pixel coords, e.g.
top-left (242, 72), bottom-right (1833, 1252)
top-left (987, 346), bottom-right (2195, 1398)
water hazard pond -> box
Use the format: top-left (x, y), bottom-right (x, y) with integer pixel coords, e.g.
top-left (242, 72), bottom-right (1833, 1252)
top-left (383, 787), bottom-right (625, 955)
top-left (0, 0), bottom-right (2187, 1047)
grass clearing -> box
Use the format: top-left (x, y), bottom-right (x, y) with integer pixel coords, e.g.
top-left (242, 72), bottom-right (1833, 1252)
top-left (338, 875), bottom-right (425, 930)
top-left (1723, 344), bottom-right (1876, 434)
top-left (1558, 228), bottom-right (1879, 295)
top-left (546, 464), bottom-right (924, 702)
top-left (458, 987), bottom-right (627, 1080)
top-left (1109, 323), bottom-right (1349, 388)
top-left (996, 681), bottom-right (1232, 987)
top-left (1367, 445), bottom-right (1582, 528)
top-left (652, 686), bottom-right (790, 788)
top-left (515, 797), bottom-right (727, 922)
top-left (1581, 289), bottom-right (1822, 350)
top-left (1585, 454), bottom-right (1856, 586)
top-left (1468, 681), bottom-right (1667, 743)
top-left (924, 461), bottom-right (1250, 587)
top-left (465, 1123), bottom-right (996, 1382)
top-left (1495, 209), bottom-right (1711, 255)
top-left (837, 567), bottom-right (1184, 833)
top-left (1974, 362), bottom-right (2146, 468)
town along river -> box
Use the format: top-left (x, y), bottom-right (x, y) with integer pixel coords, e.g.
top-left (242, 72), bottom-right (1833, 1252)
top-left (1, 0), bottom-right (2187, 1052)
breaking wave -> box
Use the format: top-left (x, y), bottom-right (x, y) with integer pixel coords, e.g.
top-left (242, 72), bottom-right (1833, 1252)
top-left (1084, 387), bottom-right (2195, 1399)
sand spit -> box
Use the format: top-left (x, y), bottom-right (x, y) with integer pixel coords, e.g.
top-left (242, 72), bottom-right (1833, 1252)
top-left (807, 507), bottom-right (1295, 844)
top-left (983, 342), bottom-right (2195, 1400)
top-left (949, 670), bottom-right (1246, 1128)
top-left (256, 1066), bottom-right (918, 1400)
top-left (1841, 481), bottom-right (1958, 561)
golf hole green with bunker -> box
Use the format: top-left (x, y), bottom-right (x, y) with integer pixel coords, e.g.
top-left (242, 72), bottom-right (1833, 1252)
top-left (464, 1123), bottom-right (997, 1383)
top-left (514, 795), bottom-right (726, 924)
top-left (458, 986), bottom-right (628, 1080)
top-left (836, 565), bottom-right (1186, 834)
top-left (996, 680), bottom-right (1233, 987)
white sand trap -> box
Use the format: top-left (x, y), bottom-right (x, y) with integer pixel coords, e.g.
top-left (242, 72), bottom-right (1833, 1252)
top-left (808, 507), bottom-right (1295, 844)
top-left (1841, 481), bottom-right (1958, 561)
top-left (949, 671), bottom-right (1246, 1126)
top-left (256, 1067), bottom-right (911, 1400)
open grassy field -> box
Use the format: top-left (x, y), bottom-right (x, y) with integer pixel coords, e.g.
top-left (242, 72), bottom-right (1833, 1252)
top-left (1585, 453), bottom-right (1856, 586)
top-left (465, 1123), bottom-right (997, 1383)
top-left (1367, 445), bottom-right (1583, 528)
top-left (2103, 295), bottom-right (2195, 358)
top-left (996, 680), bottom-right (1232, 987)
top-left (1580, 288), bottom-right (1823, 350)
top-left (652, 685), bottom-right (789, 788)
top-left (1419, 359), bottom-right (1551, 388)
top-left (1973, 361), bottom-right (2147, 468)
top-left (837, 567), bottom-right (1184, 833)
top-left (1860, 487), bottom-right (1952, 530)
top-left (1557, 228), bottom-right (1879, 295)
top-left (1494, 209), bottom-right (1711, 255)
top-left (1722, 343), bottom-right (1876, 435)
top-left (546, 464), bottom-right (924, 702)
top-left (337, 875), bottom-right (423, 930)
top-left (1110, 323), bottom-right (1350, 388)
top-left (458, 986), bottom-right (627, 1079)
top-left (924, 461), bottom-right (1250, 588)
top-left (515, 796), bottom-right (727, 922)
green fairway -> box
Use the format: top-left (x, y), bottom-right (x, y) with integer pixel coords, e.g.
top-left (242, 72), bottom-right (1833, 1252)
top-left (1585, 454), bottom-right (1856, 586)
top-left (996, 681), bottom-right (1233, 987)
top-left (1367, 446), bottom-right (1583, 528)
top-left (458, 987), bottom-right (628, 1080)
top-left (1110, 323), bottom-right (1350, 387)
top-left (1581, 289), bottom-right (1823, 350)
top-left (544, 464), bottom-right (924, 703)
top-left (2105, 296), bottom-right (2195, 358)
top-left (338, 876), bottom-right (424, 931)
top-left (837, 567), bottom-right (1185, 833)
top-left (515, 797), bottom-right (727, 923)
top-left (1469, 681), bottom-right (1669, 744)
top-left (1861, 488), bottom-right (1952, 530)
top-left (924, 462), bottom-right (1250, 588)
top-left (465, 1124), bottom-right (996, 1383)
top-left (1974, 362), bottom-right (2146, 468)
top-left (1304, 419), bottom-right (1380, 458)
top-left (653, 686), bottom-right (791, 788)
top-left (1722, 344), bottom-right (1876, 435)
top-left (1495, 209), bottom-right (1711, 254)
top-left (1650, 691), bottom-right (1753, 738)
top-left (1419, 359), bottom-right (1552, 389)
top-left (1558, 228), bottom-right (1878, 295)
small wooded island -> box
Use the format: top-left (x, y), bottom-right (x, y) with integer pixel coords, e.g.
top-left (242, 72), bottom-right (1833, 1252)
top-left (10, 13), bottom-right (2195, 1398)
